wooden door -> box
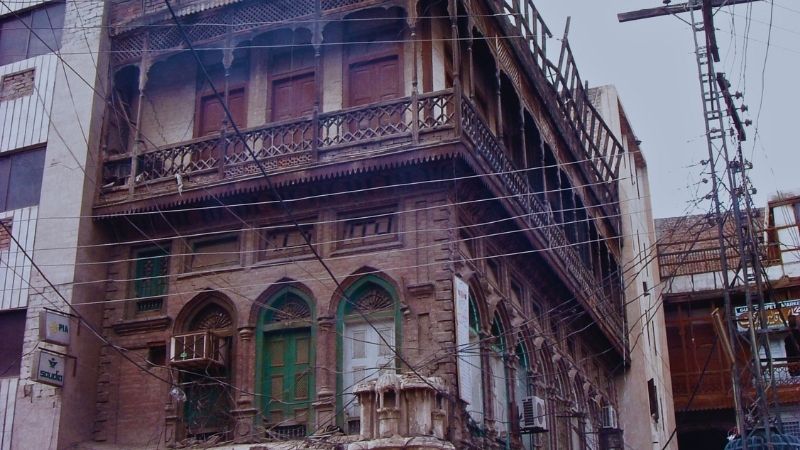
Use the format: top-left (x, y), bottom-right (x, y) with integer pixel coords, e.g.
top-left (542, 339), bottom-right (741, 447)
top-left (271, 73), bottom-right (315, 122)
top-left (348, 55), bottom-right (400, 107)
top-left (196, 89), bottom-right (246, 161)
top-left (346, 55), bottom-right (401, 136)
top-left (263, 328), bottom-right (312, 433)
top-left (270, 73), bottom-right (315, 154)
top-left (198, 88), bottom-right (245, 136)
top-left (342, 320), bottom-right (394, 420)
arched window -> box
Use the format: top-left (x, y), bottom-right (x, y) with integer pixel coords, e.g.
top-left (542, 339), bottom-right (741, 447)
top-left (570, 374), bottom-right (587, 450)
top-left (337, 277), bottom-right (400, 434)
top-left (179, 302), bottom-right (234, 439)
top-left (257, 288), bottom-right (314, 438)
top-left (514, 342), bottom-right (534, 450)
top-left (464, 295), bottom-right (485, 428)
top-left (490, 316), bottom-right (509, 437)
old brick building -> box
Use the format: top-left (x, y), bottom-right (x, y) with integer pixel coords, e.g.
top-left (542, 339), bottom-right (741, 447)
top-left (1, 0), bottom-right (673, 449)
top-left (0, 0), bottom-right (109, 448)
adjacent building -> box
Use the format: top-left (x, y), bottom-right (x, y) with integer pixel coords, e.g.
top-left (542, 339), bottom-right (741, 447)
top-left (657, 190), bottom-right (800, 449)
top-left (0, 0), bottom-right (108, 449)
top-left (0, 0), bottom-right (675, 449)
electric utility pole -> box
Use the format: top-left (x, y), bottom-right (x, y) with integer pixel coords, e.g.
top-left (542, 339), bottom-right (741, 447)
top-left (618, 1), bottom-right (775, 448)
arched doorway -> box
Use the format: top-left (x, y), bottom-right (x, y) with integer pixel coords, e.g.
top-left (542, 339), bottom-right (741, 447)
top-left (257, 288), bottom-right (315, 438)
top-left (178, 302), bottom-right (235, 439)
top-left (336, 276), bottom-right (401, 434)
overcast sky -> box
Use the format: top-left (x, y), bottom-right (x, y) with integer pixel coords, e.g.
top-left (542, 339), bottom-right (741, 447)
top-left (534, 1), bottom-right (798, 218)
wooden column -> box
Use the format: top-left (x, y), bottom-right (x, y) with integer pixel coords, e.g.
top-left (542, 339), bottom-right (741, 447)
top-left (449, 0), bottom-right (462, 137)
top-left (128, 50), bottom-right (150, 199)
top-left (312, 0), bottom-right (322, 161)
top-left (495, 63), bottom-right (503, 143)
top-left (467, 20), bottom-right (474, 101)
top-left (313, 315), bottom-right (336, 430)
top-left (231, 327), bottom-right (258, 443)
top-left (409, 11), bottom-right (420, 144)
top-left (219, 42), bottom-right (234, 178)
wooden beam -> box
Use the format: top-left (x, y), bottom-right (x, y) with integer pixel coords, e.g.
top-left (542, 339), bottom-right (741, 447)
top-left (617, 0), bottom-right (763, 23)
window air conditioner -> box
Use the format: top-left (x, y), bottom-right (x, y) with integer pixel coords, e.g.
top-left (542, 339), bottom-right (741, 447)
top-left (602, 405), bottom-right (619, 430)
top-left (520, 395), bottom-right (547, 432)
top-left (169, 330), bottom-right (227, 368)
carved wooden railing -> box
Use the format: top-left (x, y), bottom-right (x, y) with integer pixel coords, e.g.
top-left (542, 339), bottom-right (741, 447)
top-left (104, 90), bottom-right (455, 188)
top-left (460, 97), bottom-right (624, 345)
top-left (657, 241), bottom-right (742, 278)
top-left (488, 0), bottom-right (624, 228)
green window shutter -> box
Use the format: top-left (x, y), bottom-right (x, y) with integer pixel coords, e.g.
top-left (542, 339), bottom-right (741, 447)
top-left (134, 248), bottom-right (169, 299)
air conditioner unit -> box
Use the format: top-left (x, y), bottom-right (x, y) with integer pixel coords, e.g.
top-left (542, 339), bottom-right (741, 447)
top-left (520, 395), bottom-right (547, 432)
top-left (602, 405), bottom-right (619, 430)
top-left (169, 330), bottom-right (227, 368)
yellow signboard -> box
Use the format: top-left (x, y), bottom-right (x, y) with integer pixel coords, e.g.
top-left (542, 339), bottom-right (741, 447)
top-left (734, 300), bottom-right (800, 332)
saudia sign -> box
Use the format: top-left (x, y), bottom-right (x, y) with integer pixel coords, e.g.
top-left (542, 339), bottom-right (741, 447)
top-left (33, 350), bottom-right (66, 387)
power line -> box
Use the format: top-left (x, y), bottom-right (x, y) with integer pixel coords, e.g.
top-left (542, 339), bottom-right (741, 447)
top-left (0, 1), bottom-right (695, 445)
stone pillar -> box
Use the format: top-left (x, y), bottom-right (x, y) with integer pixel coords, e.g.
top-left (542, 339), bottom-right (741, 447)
top-left (164, 400), bottom-right (179, 447)
top-left (231, 327), bottom-right (258, 443)
top-left (313, 315), bottom-right (337, 431)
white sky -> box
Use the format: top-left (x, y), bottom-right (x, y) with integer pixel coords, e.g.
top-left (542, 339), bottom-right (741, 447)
top-left (534, 1), bottom-right (799, 218)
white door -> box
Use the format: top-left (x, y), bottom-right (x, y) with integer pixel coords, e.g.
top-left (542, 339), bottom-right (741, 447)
top-left (343, 320), bottom-right (395, 419)
top-left (490, 352), bottom-right (509, 434)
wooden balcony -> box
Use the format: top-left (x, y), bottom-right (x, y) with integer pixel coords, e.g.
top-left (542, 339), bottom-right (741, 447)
top-left (98, 88), bottom-right (626, 355)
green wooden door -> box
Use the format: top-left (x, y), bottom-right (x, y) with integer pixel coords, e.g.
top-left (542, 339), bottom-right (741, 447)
top-left (263, 328), bottom-right (312, 433)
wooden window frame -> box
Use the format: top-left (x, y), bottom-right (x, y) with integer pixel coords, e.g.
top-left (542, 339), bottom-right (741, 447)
top-left (183, 232), bottom-right (242, 273)
top-left (334, 204), bottom-right (401, 253)
top-left (257, 219), bottom-right (316, 263)
top-left (484, 247), bottom-right (505, 293)
top-left (129, 245), bottom-right (170, 316)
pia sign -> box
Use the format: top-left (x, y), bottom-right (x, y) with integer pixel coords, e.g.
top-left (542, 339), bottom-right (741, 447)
top-left (39, 310), bottom-right (71, 346)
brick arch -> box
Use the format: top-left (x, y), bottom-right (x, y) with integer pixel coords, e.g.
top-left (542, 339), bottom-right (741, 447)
top-left (465, 277), bottom-right (491, 333)
top-left (326, 266), bottom-right (401, 317)
top-left (173, 289), bottom-right (237, 334)
top-left (248, 277), bottom-right (316, 327)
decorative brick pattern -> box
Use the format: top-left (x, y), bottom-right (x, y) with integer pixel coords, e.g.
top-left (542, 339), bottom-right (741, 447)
top-left (0, 218), bottom-right (11, 252)
top-left (0, 69), bottom-right (35, 102)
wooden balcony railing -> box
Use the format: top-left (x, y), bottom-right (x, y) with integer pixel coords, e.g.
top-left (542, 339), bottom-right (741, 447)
top-left (460, 98), bottom-right (624, 347)
top-left (487, 0), bottom-right (624, 232)
top-left (102, 90), bottom-right (455, 195)
top-left (657, 243), bottom-right (742, 278)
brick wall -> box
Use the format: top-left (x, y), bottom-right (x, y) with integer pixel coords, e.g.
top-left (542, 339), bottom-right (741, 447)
top-left (0, 218), bottom-right (10, 251)
top-left (0, 69), bottom-right (35, 102)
